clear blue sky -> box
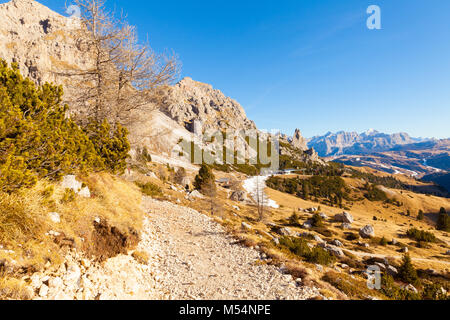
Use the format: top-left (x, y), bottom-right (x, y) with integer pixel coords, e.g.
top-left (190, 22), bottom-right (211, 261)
top-left (37, 0), bottom-right (450, 139)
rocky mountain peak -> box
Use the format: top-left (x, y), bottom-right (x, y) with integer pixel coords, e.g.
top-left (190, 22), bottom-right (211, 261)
top-left (158, 77), bottom-right (256, 133)
top-left (291, 128), bottom-right (308, 151)
top-left (0, 0), bottom-right (90, 92)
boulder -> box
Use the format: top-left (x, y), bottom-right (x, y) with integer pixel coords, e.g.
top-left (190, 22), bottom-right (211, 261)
top-left (39, 284), bottom-right (49, 297)
top-left (404, 284), bottom-right (418, 294)
top-left (319, 213), bottom-right (328, 219)
top-left (387, 265), bottom-right (398, 276)
top-left (230, 191), bottom-right (246, 202)
top-left (241, 222), bottom-right (252, 231)
top-left (48, 212), bottom-right (61, 224)
top-left (325, 245), bottom-right (344, 257)
top-left (61, 175), bottom-right (90, 198)
top-left (331, 239), bottom-right (343, 247)
top-left (313, 235), bottom-right (325, 243)
top-left (302, 222), bottom-right (312, 229)
top-left (359, 225), bottom-right (375, 238)
top-left (341, 223), bottom-right (352, 230)
top-left (335, 212), bottom-right (354, 224)
top-left (278, 227), bottom-right (294, 236)
top-left (48, 277), bottom-right (64, 290)
top-left (189, 190), bottom-right (204, 199)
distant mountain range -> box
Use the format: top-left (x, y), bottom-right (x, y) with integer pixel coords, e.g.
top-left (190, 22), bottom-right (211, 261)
top-left (304, 130), bottom-right (450, 192)
top-left (307, 130), bottom-right (426, 157)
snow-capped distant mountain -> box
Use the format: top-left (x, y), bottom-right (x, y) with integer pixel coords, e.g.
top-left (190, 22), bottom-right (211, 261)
top-left (308, 130), bottom-right (425, 157)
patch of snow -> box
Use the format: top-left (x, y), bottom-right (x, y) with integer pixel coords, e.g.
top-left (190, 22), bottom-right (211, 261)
top-left (243, 176), bottom-right (279, 209)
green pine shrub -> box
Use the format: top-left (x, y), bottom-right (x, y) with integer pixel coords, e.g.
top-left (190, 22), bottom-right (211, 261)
top-left (436, 207), bottom-right (449, 232)
top-left (0, 59), bottom-right (130, 193)
top-left (406, 228), bottom-right (437, 243)
top-left (397, 254), bottom-right (419, 284)
top-left (194, 164), bottom-right (216, 193)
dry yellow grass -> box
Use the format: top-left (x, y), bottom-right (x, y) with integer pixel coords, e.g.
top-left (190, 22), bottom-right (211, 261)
top-left (0, 173), bottom-right (144, 277)
top-left (0, 276), bottom-right (32, 300)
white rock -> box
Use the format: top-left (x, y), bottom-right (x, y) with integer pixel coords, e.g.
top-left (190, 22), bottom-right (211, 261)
top-left (405, 284), bottom-right (418, 294)
top-left (61, 175), bottom-right (90, 198)
top-left (64, 263), bottom-right (81, 285)
top-left (387, 265), bottom-right (398, 276)
top-left (313, 235), bottom-right (325, 243)
top-left (48, 212), bottom-right (61, 224)
top-left (335, 212), bottom-right (354, 224)
top-left (39, 284), bottom-right (49, 297)
top-left (278, 227), bottom-right (294, 236)
top-left (241, 222), bottom-right (252, 231)
top-left (331, 239), bottom-right (343, 247)
top-left (359, 225), bottom-right (375, 238)
top-left (302, 222), bottom-right (312, 229)
top-left (81, 259), bottom-right (91, 268)
top-left (189, 190), bottom-right (205, 199)
top-left (30, 274), bottom-right (42, 289)
top-left (48, 277), bottom-right (64, 290)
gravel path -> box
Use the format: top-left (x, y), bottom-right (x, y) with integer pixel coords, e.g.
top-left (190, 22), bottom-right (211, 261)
top-left (141, 197), bottom-right (320, 300)
top-left (31, 197), bottom-right (320, 300)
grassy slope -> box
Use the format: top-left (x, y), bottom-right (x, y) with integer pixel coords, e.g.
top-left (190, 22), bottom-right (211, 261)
top-left (0, 173), bottom-right (144, 299)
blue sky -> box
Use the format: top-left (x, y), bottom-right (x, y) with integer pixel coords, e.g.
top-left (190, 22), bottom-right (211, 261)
top-left (35, 0), bottom-right (450, 139)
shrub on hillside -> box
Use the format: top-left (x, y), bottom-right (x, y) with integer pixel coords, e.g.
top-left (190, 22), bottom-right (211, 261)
top-left (406, 228), bottom-right (437, 243)
top-left (136, 182), bottom-right (162, 197)
top-left (279, 236), bottom-right (335, 266)
top-left (311, 213), bottom-right (324, 227)
top-left (380, 274), bottom-right (421, 300)
top-left (194, 165), bottom-right (216, 194)
top-left (436, 207), bottom-right (449, 232)
top-left (417, 210), bottom-right (424, 221)
top-left (0, 60), bottom-right (130, 193)
top-left (397, 254), bottom-right (419, 284)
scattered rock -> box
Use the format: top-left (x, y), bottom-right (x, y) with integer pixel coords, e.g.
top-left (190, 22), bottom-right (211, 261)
top-left (48, 212), bottom-right (61, 224)
top-left (334, 212), bottom-right (354, 224)
top-left (241, 222), bottom-right (252, 231)
top-left (359, 225), bottom-right (375, 239)
top-left (331, 239), bottom-right (343, 247)
top-left (391, 238), bottom-right (398, 245)
top-left (319, 213), bottom-right (328, 219)
top-left (39, 284), bottom-right (49, 297)
top-left (313, 235), bottom-right (325, 243)
top-left (230, 191), bottom-right (246, 202)
top-left (341, 223), bottom-right (352, 230)
top-left (401, 247), bottom-right (409, 253)
top-left (48, 277), bottom-right (63, 290)
top-left (61, 175), bottom-right (90, 198)
top-left (324, 245), bottom-right (344, 257)
top-left (387, 265), bottom-right (398, 276)
top-left (404, 284), bottom-right (418, 294)
top-left (302, 222), bottom-right (312, 229)
top-left (278, 227), bottom-right (294, 236)
top-left (188, 190), bottom-right (204, 199)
